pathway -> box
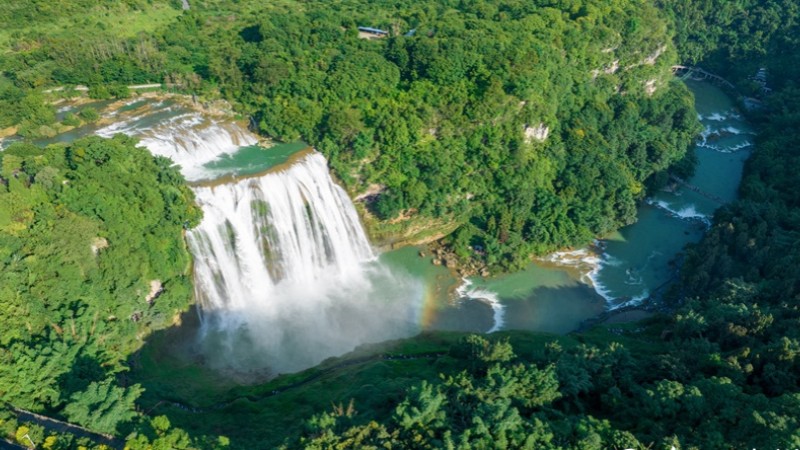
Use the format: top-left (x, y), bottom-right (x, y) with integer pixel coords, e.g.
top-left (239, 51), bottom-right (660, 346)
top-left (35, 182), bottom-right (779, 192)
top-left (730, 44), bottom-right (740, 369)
top-left (671, 65), bottom-right (736, 90)
top-left (7, 406), bottom-right (124, 450)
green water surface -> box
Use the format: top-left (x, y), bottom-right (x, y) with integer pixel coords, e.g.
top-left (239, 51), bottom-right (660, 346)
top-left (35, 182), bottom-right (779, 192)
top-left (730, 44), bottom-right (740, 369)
top-left (203, 141), bottom-right (309, 178)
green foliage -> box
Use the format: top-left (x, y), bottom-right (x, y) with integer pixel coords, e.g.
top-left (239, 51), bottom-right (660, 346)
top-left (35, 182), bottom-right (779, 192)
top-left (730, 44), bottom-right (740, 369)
top-left (298, 340), bottom-right (565, 449)
top-left (108, 84), bottom-right (131, 99)
top-left (215, 0), bottom-right (700, 269)
top-left (78, 107), bottom-right (100, 123)
top-left (0, 1), bottom-right (799, 450)
top-left (63, 379), bottom-right (143, 434)
top-left (277, 329), bottom-right (800, 449)
top-left (62, 112), bottom-right (81, 127)
top-left (0, 80), bottom-right (55, 136)
top-left (657, 0), bottom-right (800, 84)
top-left (0, 0), bottom-right (701, 270)
top-left (0, 136), bottom-right (198, 433)
top-left (88, 85), bottom-right (111, 100)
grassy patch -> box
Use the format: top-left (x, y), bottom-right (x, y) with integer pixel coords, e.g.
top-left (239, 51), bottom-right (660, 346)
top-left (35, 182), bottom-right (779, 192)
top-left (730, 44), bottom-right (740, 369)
top-left (358, 204), bottom-right (462, 248)
top-left (0, 2), bottom-right (181, 51)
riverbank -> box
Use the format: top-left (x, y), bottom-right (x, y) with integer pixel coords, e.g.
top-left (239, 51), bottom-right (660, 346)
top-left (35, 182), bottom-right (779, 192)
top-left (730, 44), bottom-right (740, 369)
top-left (378, 79), bottom-right (755, 337)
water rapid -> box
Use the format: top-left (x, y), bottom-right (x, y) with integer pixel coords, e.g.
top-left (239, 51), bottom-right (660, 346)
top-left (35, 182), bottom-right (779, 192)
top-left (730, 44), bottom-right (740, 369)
top-left (95, 101), bottom-right (258, 181)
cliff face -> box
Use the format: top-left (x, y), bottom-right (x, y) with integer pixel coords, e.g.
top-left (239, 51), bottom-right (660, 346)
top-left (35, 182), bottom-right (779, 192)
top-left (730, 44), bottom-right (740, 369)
top-left (356, 201), bottom-right (460, 249)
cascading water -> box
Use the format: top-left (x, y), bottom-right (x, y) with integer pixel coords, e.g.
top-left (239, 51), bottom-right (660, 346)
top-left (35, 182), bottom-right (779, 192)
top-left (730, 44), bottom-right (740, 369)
top-left (107, 104), bottom-right (507, 345)
top-left (188, 153), bottom-right (421, 375)
top-left (98, 100), bottom-right (422, 376)
top-left (188, 152), bottom-right (374, 309)
top-left (96, 101), bottom-right (257, 181)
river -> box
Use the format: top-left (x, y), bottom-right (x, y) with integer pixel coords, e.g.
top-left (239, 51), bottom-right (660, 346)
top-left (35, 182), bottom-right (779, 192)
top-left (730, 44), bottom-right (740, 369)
top-left (389, 79), bottom-right (753, 334)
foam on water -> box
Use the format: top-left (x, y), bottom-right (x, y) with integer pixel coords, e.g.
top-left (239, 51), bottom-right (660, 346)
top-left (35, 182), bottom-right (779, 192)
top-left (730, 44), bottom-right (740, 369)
top-left (541, 246), bottom-right (616, 303)
top-left (696, 107), bottom-right (756, 153)
top-left (646, 199), bottom-right (711, 225)
top-left (536, 88), bottom-right (751, 311)
top-left (455, 279), bottom-right (505, 333)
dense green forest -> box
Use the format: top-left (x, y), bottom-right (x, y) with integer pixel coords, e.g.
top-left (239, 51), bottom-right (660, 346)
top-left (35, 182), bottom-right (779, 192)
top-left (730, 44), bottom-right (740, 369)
top-left (1, 0), bottom-right (800, 448)
top-left (0, 136), bottom-right (206, 448)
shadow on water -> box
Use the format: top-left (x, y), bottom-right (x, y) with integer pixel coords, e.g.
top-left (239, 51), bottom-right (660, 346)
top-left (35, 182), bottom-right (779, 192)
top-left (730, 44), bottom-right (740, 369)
top-left (500, 285), bottom-right (607, 334)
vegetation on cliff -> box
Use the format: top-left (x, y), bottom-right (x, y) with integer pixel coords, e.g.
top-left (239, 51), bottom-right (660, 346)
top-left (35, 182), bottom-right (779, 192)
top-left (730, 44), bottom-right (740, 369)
top-left (0, 135), bottom-right (203, 446)
top-left (1, 0), bottom-right (702, 270)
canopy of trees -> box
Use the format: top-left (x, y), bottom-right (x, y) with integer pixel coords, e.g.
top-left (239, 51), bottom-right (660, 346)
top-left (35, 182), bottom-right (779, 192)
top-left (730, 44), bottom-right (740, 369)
top-left (0, 135), bottom-right (200, 440)
top-left (1, 0), bottom-right (702, 270)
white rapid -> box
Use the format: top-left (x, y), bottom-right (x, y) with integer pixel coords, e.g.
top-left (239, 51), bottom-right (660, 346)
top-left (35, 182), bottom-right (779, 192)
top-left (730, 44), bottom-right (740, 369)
top-left (96, 101), bottom-right (257, 181)
top-left (186, 152), bottom-right (421, 376)
top-left (455, 279), bottom-right (505, 333)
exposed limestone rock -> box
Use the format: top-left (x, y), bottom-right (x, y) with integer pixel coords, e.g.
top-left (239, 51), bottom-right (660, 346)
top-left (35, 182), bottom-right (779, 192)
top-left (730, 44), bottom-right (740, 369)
top-left (145, 279), bottom-right (163, 304)
top-left (644, 79), bottom-right (658, 96)
top-left (90, 237), bottom-right (108, 255)
top-left (642, 45), bottom-right (667, 66)
top-left (605, 59), bottom-right (620, 74)
top-left (354, 183), bottom-right (386, 202)
top-left (524, 123), bottom-right (550, 143)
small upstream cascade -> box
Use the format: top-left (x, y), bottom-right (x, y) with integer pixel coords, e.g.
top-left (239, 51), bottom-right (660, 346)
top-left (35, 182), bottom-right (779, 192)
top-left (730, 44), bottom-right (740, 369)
top-left (96, 100), bottom-right (257, 181)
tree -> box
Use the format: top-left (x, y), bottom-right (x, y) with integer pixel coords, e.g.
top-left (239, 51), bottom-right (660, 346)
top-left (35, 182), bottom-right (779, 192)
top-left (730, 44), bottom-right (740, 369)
top-left (63, 380), bottom-right (143, 435)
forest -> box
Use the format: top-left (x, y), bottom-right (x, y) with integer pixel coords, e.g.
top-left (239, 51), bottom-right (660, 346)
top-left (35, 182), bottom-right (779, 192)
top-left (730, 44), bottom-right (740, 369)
top-left (1, 0), bottom-right (799, 448)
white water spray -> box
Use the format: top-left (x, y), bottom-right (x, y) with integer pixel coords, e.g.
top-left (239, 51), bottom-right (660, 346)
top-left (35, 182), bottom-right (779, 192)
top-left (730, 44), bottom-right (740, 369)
top-left (455, 279), bottom-right (505, 333)
top-left (187, 153), bottom-right (421, 375)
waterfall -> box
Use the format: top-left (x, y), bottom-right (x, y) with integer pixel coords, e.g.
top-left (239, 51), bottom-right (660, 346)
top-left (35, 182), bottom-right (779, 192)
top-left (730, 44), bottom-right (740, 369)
top-left (187, 152), bottom-right (374, 309)
top-left (188, 153), bottom-right (421, 376)
top-left (95, 100), bottom-right (422, 376)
